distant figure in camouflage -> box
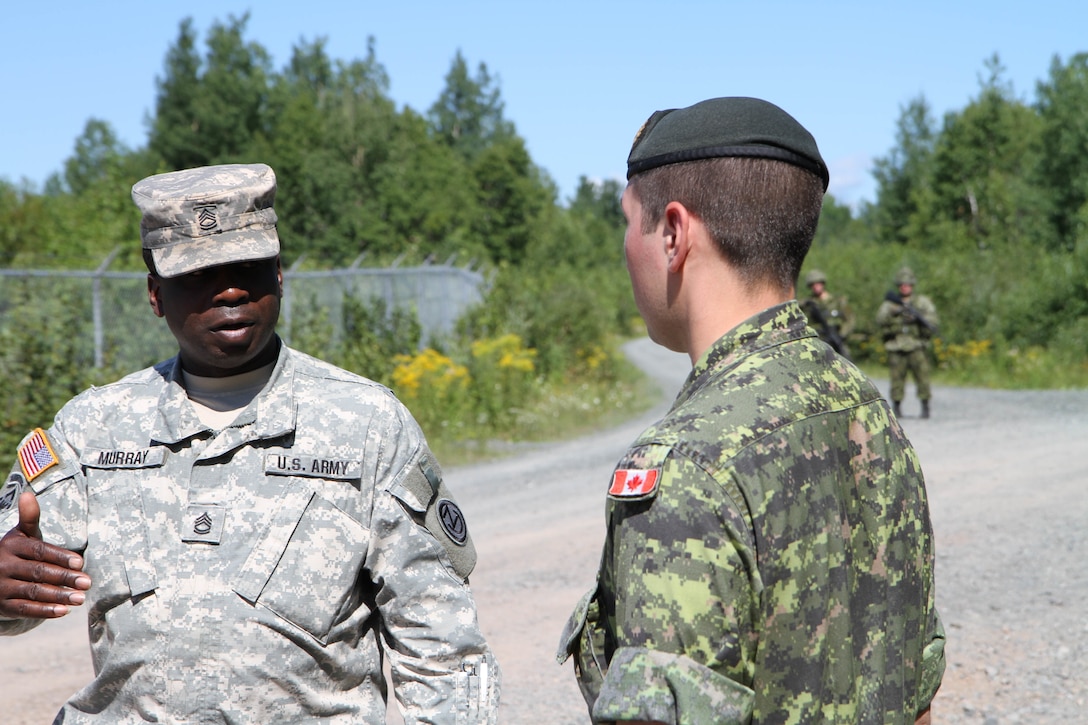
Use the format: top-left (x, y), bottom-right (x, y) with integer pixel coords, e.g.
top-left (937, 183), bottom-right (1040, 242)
top-left (876, 266), bottom-right (940, 419)
top-left (800, 268), bottom-right (856, 359)
top-left (0, 164), bottom-right (499, 723)
top-left (558, 97), bottom-right (945, 724)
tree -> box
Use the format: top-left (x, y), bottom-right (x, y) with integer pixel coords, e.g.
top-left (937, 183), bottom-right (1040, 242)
top-left (922, 55), bottom-right (1043, 250)
top-left (428, 50), bottom-right (514, 161)
top-left (870, 95), bottom-right (936, 245)
top-left (148, 14), bottom-right (272, 169)
top-left (1035, 52), bottom-right (1088, 250)
top-left (63, 119), bottom-right (130, 196)
top-left (471, 137), bottom-right (549, 264)
top-left (568, 176), bottom-right (624, 228)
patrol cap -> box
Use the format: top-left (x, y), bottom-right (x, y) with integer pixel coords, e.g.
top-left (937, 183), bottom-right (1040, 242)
top-left (133, 163), bottom-right (280, 278)
top-left (627, 97), bottom-right (829, 191)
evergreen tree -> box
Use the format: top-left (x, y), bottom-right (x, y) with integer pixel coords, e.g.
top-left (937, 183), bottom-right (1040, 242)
top-left (428, 50), bottom-right (514, 161)
top-left (870, 95), bottom-right (936, 245)
top-left (148, 14), bottom-right (272, 169)
top-left (1035, 52), bottom-right (1088, 250)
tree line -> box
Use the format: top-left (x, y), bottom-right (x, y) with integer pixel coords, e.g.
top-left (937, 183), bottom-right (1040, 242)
top-left (1, 16), bottom-right (1086, 453)
top-left (808, 54), bottom-right (1088, 388)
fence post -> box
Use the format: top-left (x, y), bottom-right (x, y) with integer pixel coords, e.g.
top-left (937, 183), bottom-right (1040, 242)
top-left (93, 247), bottom-right (122, 368)
top-left (281, 255), bottom-right (306, 345)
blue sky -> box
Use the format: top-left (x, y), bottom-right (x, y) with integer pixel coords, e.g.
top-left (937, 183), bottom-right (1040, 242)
top-left (3, 1), bottom-right (1085, 209)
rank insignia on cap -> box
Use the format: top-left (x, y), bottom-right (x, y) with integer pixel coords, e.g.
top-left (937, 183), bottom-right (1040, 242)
top-left (608, 468), bottom-right (660, 498)
top-left (194, 204), bottom-right (219, 232)
top-left (17, 428), bottom-right (59, 481)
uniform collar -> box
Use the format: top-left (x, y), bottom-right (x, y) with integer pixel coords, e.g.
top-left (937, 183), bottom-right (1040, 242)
top-left (151, 338), bottom-right (297, 446)
top-left (673, 301), bottom-right (815, 410)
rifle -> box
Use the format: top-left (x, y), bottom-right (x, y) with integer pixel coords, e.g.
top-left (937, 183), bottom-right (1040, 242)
top-left (884, 291), bottom-right (938, 336)
top-left (802, 299), bottom-right (851, 360)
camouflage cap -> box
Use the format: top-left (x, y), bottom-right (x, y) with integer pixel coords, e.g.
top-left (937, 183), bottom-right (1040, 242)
top-left (895, 266), bottom-right (917, 285)
top-left (805, 269), bottom-right (827, 286)
top-left (132, 163), bottom-right (279, 278)
top-left (626, 97), bottom-right (829, 190)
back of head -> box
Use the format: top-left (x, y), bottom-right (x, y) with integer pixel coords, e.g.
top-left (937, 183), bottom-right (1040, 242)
top-left (133, 163), bottom-right (280, 278)
top-left (626, 97), bottom-right (827, 292)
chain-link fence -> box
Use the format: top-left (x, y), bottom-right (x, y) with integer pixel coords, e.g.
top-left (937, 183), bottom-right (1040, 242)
top-left (0, 257), bottom-right (486, 369)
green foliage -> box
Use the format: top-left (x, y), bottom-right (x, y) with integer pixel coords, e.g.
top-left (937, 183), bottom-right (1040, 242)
top-left (869, 95), bottom-right (936, 245)
top-left (5, 26), bottom-right (1088, 474)
top-left (0, 285), bottom-right (100, 454)
top-left (286, 293), bottom-right (421, 383)
top-left (149, 14), bottom-right (272, 169)
top-left (427, 50), bottom-right (514, 161)
top-left (1035, 52), bottom-right (1088, 249)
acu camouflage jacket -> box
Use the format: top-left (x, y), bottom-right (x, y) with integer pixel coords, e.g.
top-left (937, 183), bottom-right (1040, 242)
top-left (0, 342), bottom-right (498, 724)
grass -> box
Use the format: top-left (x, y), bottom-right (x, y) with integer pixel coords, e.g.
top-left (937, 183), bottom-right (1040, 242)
top-left (427, 352), bottom-right (662, 466)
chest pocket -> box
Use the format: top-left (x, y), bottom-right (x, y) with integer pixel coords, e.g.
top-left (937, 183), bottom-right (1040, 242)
top-left (81, 447), bottom-right (166, 597)
top-left (234, 486), bottom-right (369, 643)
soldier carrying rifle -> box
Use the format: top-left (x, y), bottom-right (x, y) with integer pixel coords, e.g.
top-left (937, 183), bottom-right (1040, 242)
top-left (800, 268), bottom-right (855, 360)
top-left (876, 266), bottom-right (940, 418)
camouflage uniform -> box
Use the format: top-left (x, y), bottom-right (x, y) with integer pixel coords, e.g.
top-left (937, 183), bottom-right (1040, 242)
top-left (876, 271), bottom-right (939, 413)
top-left (800, 270), bottom-right (855, 359)
top-left (559, 302), bottom-right (945, 723)
top-left (0, 343), bottom-right (499, 724)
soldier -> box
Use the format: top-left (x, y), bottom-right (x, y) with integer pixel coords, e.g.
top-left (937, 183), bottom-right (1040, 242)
top-left (800, 268), bottom-right (855, 359)
top-left (558, 97), bottom-right (945, 724)
top-left (0, 164), bottom-right (499, 723)
top-left (876, 266), bottom-right (940, 418)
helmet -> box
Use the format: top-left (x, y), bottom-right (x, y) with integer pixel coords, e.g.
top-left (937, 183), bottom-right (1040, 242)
top-left (894, 266), bottom-right (917, 285)
top-left (805, 269), bottom-right (827, 287)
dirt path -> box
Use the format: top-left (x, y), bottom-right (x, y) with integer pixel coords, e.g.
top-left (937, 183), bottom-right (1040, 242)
top-left (3, 338), bottom-right (1086, 723)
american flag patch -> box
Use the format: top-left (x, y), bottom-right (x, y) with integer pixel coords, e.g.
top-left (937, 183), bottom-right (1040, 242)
top-left (18, 428), bottom-right (58, 481)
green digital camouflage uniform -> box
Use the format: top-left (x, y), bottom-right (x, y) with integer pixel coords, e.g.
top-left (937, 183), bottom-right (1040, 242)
top-left (876, 292), bottom-right (939, 406)
top-left (559, 302), bottom-right (945, 724)
top-left (0, 343), bottom-right (498, 724)
top-left (800, 293), bottom-right (855, 359)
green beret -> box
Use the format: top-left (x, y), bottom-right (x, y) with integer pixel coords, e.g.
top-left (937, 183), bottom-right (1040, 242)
top-left (627, 96), bottom-right (829, 190)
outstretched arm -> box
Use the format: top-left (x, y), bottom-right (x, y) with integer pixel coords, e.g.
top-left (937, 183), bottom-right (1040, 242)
top-left (0, 491), bottom-right (90, 620)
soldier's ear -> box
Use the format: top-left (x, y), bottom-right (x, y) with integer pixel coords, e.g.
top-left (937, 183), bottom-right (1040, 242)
top-left (664, 201), bottom-right (692, 274)
top-left (147, 274), bottom-right (165, 318)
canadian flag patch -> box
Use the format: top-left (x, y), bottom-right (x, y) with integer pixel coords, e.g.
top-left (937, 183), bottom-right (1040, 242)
top-left (608, 468), bottom-right (660, 498)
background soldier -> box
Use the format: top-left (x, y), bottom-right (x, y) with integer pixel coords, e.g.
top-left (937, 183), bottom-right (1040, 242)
top-left (877, 266), bottom-right (940, 418)
top-left (800, 268), bottom-right (855, 359)
top-left (0, 163), bottom-right (499, 723)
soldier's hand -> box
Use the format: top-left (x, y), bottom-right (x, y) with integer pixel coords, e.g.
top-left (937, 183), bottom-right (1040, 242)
top-left (0, 491), bottom-right (90, 619)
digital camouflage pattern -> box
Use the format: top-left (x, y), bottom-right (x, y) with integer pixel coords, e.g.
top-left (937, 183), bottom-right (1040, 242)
top-left (0, 343), bottom-right (499, 724)
top-left (800, 292), bottom-right (855, 358)
top-left (876, 294), bottom-right (938, 355)
top-left (559, 302), bottom-right (945, 724)
top-left (132, 163), bottom-right (280, 279)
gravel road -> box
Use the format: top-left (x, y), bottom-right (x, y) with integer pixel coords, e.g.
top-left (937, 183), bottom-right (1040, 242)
top-left (3, 338), bottom-right (1086, 723)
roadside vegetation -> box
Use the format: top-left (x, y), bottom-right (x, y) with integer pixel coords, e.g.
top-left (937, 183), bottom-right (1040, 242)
top-left (1, 15), bottom-right (1086, 458)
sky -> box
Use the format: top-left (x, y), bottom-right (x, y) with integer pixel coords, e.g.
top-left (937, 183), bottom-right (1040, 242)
top-left (3, 1), bottom-right (1086, 210)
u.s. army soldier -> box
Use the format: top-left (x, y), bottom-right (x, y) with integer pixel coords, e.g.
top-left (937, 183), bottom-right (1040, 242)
top-left (558, 97), bottom-right (945, 724)
top-left (0, 163), bottom-right (499, 723)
